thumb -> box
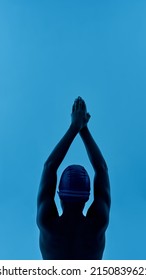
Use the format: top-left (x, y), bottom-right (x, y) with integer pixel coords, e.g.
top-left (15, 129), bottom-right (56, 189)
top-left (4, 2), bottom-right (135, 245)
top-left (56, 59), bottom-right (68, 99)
top-left (86, 113), bottom-right (91, 122)
top-left (87, 112), bottom-right (91, 119)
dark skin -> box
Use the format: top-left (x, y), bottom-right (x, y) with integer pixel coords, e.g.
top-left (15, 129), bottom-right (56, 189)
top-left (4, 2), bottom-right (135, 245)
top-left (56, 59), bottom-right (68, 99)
top-left (37, 97), bottom-right (111, 259)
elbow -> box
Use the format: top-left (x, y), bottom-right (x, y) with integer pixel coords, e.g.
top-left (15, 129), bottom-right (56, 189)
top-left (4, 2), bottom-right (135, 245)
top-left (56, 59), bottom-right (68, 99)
top-left (101, 161), bottom-right (108, 172)
top-left (95, 161), bottom-right (108, 173)
top-left (44, 160), bottom-right (52, 168)
top-left (44, 160), bottom-right (56, 171)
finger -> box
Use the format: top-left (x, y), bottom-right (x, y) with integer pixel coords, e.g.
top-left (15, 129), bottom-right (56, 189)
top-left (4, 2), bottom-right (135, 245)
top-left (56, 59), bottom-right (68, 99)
top-left (74, 99), bottom-right (79, 110)
top-left (78, 97), bottom-right (86, 109)
top-left (78, 96), bottom-right (85, 102)
top-left (72, 98), bottom-right (78, 112)
top-left (76, 97), bottom-right (83, 110)
top-left (78, 98), bottom-right (86, 111)
top-left (72, 103), bottom-right (75, 112)
top-left (81, 100), bottom-right (86, 111)
top-left (73, 97), bottom-right (83, 111)
top-left (76, 97), bottom-right (84, 110)
top-left (78, 99), bottom-right (83, 110)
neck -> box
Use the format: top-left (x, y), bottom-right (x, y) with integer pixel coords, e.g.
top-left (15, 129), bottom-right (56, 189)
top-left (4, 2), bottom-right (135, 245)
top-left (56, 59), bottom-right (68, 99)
top-left (62, 208), bottom-right (83, 217)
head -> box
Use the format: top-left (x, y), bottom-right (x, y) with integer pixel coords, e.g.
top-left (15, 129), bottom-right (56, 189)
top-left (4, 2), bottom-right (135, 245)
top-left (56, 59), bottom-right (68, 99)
top-left (58, 164), bottom-right (90, 213)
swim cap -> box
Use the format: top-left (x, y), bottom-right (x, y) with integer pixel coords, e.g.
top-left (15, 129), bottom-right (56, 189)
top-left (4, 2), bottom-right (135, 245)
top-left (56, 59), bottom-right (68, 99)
top-left (58, 165), bottom-right (90, 202)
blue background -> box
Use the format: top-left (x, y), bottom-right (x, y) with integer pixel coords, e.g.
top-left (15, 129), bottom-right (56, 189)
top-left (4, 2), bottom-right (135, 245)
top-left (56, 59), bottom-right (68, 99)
top-left (0, 0), bottom-right (146, 259)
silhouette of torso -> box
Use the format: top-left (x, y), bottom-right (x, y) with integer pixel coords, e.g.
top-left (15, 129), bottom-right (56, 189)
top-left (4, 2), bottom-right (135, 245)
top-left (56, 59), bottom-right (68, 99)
top-left (39, 213), bottom-right (105, 260)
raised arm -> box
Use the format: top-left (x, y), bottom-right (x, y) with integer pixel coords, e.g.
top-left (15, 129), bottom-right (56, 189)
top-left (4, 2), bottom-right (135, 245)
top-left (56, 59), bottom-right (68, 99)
top-left (80, 127), bottom-right (110, 202)
top-left (79, 100), bottom-right (111, 231)
top-left (37, 124), bottom-right (78, 202)
top-left (37, 97), bottom-right (90, 229)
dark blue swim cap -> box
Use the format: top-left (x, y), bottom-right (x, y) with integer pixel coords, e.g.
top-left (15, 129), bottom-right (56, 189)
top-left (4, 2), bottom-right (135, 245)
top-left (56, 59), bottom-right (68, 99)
top-left (58, 165), bottom-right (90, 202)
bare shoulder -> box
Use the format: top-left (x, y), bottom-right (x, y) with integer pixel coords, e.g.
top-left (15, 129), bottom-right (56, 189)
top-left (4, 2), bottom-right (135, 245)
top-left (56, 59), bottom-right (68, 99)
top-left (37, 198), bottom-right (59, 232)
top-left (86, 199), bottom-right (110, 234)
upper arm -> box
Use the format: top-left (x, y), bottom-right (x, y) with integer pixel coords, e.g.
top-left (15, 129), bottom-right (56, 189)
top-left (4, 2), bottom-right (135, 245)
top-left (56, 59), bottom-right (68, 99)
top-left (38, 163), bottom-right (57, 203)
top-left (37, 163), bottom-right (59, 230)
top-left (87, 167), bottom-right (111, 232)
top-left (37, 198), bottom-right (58, 231)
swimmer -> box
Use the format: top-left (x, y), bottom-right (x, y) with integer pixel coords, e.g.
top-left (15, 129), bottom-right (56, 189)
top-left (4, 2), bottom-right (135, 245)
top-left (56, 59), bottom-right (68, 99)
top-left (37, 96), bottom-right (111, 260)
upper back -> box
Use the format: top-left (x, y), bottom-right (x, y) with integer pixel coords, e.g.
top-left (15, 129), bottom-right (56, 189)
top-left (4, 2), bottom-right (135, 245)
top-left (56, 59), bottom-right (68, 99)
top-left (39, 214), bottom-right (105, 260)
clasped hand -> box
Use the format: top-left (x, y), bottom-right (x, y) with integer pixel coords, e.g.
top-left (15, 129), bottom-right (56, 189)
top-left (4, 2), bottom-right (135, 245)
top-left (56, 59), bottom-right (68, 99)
top-left (71, 96), bottom-right (91, 131)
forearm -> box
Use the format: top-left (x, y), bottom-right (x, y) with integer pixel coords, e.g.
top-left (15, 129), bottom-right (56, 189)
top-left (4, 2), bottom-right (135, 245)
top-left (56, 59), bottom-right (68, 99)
top-left (45, 124), bottom-right (79, 170)
top-left (80, 125), bottom-right (110, 207)
top-left (79, 126), bottom-right (107, 171)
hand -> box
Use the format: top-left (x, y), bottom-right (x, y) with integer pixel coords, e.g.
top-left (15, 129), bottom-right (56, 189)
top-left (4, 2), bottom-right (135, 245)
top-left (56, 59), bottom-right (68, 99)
top-left (71, 96), bottom-right (91, 131)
